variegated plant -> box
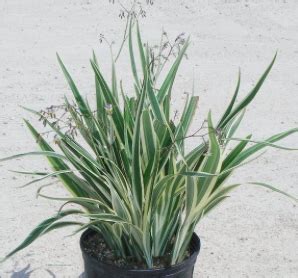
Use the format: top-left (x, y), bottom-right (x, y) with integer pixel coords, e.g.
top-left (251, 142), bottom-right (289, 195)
top-left (1, 22), bottom-right (297, 267)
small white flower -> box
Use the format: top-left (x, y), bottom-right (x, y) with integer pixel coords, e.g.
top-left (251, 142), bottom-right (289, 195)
top-left (105, 104), bottom-right (113, 115)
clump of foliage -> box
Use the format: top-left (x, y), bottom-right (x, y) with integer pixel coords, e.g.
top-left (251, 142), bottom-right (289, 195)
top-left (1, 21), bottom-right (297, 268)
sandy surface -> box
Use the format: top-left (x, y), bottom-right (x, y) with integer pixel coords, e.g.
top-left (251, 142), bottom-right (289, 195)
top-left (0, 0), bottom-right (298, 277)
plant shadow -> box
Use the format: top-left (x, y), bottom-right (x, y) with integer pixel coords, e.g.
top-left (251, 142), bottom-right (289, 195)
top-left (7, 264), bottom-right (59, 278)
top-left (9, 264), bottom-right (34, 278)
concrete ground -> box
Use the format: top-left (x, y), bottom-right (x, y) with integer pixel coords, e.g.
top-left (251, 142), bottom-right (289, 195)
top-left (0, 0), bottom-right (297, 277)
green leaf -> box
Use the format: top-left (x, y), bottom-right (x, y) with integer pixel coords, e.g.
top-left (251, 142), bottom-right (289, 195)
top-left (131, 77), bottom-right (146, 213)
top-left (92, 51), bottom-right (106, 122)
top-left (20, 170), bottom-right (76, 188)
top-left (222, 134), bottom-right (252, 169)
top-left (129, 19), bottom-right (140, 88)
top-left (8, 170), bottom-right (48, 176)
top-left (229, 136), bottom-right (298, 151)
top-left (24, 120), bottom-right (88, 197)
top-left (229, 128), bottom-right (298, 167)
top-left (56, 54), bottom-right (92, 119)
top-left (176, 95), bottom-right (199, 147)
top-left (0, 151), bottom-right (66, 162)
top-left (247, 182), bottom-right (297, 202)
top-left (220, 53), bottom-right (277, 128)
top-left (37, 193), bottom-right (113, 213)
top-left (157, 38), bottom-right (190, 102)
top-left (217, 70), bottom-right (241, 128)
top-left (90, 60), bottom-right (124, 142)
top-left (136, 21), bottom-right (146, 76)
top-left (196, 111), bottom-right (222, 202)
top-left (2, 210), bottom-right (82, 261)
top-left (111, 60), bottom-right (119, 103)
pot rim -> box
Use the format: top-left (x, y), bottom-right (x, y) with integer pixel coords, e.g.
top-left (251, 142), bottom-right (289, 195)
top-left (80, 228), bottom-right (200, 273)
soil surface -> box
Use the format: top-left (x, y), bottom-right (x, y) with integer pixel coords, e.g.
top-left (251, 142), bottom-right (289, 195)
top-left (82, 231), bottom-right (190, 270)
top-left (0, 0), bottom-right (298, 277)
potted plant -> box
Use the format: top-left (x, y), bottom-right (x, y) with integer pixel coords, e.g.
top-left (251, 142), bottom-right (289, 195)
top-left (1, 21), bottom-right (297, 278)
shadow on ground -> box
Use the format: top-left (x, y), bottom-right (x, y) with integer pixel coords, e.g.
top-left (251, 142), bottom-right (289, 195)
top-left (8, 264), bottom-right (34, 278)
top-left (6, 264), bottom-right (62, 278)
top-left (5, 264), bottom-right (85, 278)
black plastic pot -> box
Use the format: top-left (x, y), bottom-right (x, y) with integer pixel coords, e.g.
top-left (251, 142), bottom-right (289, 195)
top-left (80, 229), bottom-right (200, 278)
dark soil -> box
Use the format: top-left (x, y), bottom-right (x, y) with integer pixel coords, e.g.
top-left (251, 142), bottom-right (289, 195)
top-left (82, 232), bottom-right (191, 270)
